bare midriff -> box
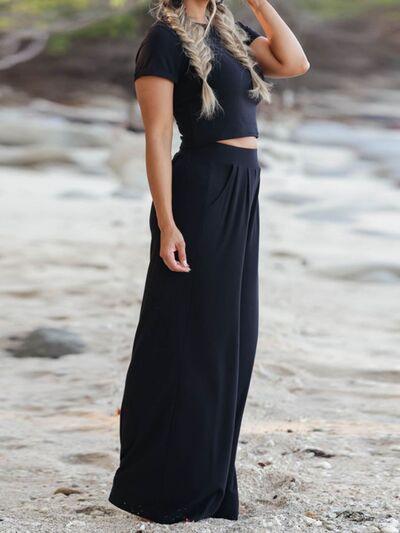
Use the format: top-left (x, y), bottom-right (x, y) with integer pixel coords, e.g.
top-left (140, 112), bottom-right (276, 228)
top-left (216, 136), bottom-right (258, 149)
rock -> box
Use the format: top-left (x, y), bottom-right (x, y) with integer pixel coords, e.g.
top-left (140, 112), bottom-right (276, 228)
top-left (11, 328), bottom-right (86, 359)
top-left (291, 120), bottom-right (400, 183)
top-left (317, 263), bottom-right (400, 284)
top-left (297, 206), bottom-right (356, 224)
top-left (303, 448), bottom-right (335, 458)
top-left (106, 129), bottom-right (148, 190)
top-left (262, 520), bottom-right (274, 528)
top-left (257, 461), bottom-right (272, 468)
top-left (62, 452), bottom-right (114, 470)
top-left (267, 192), bottom-right (316, 206)
top-left (0, 145), bottom-right (105, 174)
top-left (304, 516), bottom-right (322, 526)
top-left (0, 111), bottom-right (113, 147)
top-left (315, 461), bottom-right (332, 470)
top-left (128, 100), bottom-right (144, 132)
top-left (31, 97), bottom-right (128, 125)
top-left (335, 510), bottom-right (374, 523)
top-left (0, 146), bottom-right (76, 167)
top-left (111, 187), bottom-right (141, 200)
top-left (381, 519), bottom-right (399, 533)
top-left (65, 520), bottom-right (86, 530)
top-left (54, 487), bottom-right (82, 496)
top-left (58, 190), bottom-right (100, 200)
top-left (75, 505), bottom-right (114, 516)
top-left (303, 153), bottom-right (358, 178)
top-left (380, 525), bottom-right (399, 533)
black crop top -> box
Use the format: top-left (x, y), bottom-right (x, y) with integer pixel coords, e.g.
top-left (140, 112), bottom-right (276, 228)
top-left (134, 20), bottom-right (264, 148)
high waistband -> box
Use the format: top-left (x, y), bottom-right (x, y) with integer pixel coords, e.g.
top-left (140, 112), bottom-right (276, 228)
top-left (175, 141), bottom-right (259, 169)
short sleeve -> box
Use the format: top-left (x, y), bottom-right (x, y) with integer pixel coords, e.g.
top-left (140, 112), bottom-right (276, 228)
top-left (236, 20), bottom-right (263, 46)
top-left (134, 22), bottom-right (184, 83)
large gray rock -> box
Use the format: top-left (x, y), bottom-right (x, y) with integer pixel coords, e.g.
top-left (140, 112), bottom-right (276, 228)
top-left (0, 110), bottom-right (114, 147)
top-left (11, 328), bottom-right (86, 359)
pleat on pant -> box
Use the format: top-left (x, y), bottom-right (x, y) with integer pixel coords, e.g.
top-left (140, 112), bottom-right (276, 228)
top-left (109, 142), bottom-right (261, 524)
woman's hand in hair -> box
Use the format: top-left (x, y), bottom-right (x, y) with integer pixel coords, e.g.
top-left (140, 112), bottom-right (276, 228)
top-left (246, 0), bottom-right (262, 10)
top-left (159, 223), bottom-right (191, 273)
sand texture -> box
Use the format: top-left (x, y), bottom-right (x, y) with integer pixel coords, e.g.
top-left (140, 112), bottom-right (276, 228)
top-left (0, 94), bottom-right (399, 533)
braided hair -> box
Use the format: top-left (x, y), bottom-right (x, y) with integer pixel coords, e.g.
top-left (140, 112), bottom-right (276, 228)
top-left (152, 0), bottom-right (271, 118)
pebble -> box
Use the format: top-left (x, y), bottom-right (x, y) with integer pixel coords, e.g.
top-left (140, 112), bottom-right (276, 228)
top-left (304, 516), bottom-right (322, 526)
top-left (379, 519), bottom-right (399, 533)
top-left (112, 186), bottom-right (140, 200)
top-left (65, 520), bottom-right (87, 530)
top-left (58, 190), bottom-right (100, 200)
top-left (263, 522), bottom-right (275, 530)
top-left (258, 461), bottom-right (272, 468)
top-left (303, 448), bottom-right (335, 458)
top-left (261, 518), bottom-right (272, 527)
top-left (316, 461), bottom-right (332, 469)
top-left (380, 526), bottom-right (399, 533)
top-left (54, 487), bottom-right (82, 496)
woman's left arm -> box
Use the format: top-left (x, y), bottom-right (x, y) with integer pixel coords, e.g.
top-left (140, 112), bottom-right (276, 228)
top-left (247, 0), bottom-right (310, 78)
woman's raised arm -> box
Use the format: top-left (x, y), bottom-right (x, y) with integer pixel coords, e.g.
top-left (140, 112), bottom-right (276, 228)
top-left (246, 0), bottom-right (310, 78)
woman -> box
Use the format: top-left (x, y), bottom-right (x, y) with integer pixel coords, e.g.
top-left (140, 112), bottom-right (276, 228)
top-left (109, 0), bottom-right (309, 524)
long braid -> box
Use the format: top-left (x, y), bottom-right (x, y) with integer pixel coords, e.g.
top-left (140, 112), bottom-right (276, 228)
top-left (213, 3), bottom-right (271, 103)
top-left (154, 2), bottom-right (221, 118)
top-left (152, 0), bottom-right (271, 118)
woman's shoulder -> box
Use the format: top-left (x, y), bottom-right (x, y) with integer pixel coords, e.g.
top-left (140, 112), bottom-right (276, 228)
top-left (134, 20), bottom-right (186, 83)
top-left (143, 20), bottom-right (182, 46)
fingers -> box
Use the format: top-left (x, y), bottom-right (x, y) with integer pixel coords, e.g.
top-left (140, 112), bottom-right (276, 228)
top-left (176, 240), bottom-right (190, 271)
top-left (159, 227), bottom-right (190, 273)
top-left (162, 250), bottom-right (187, 273)
top-left (161, 248), bottom-right (190, 273)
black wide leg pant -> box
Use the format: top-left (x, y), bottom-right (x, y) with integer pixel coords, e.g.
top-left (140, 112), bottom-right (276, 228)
top-left (109, 143), bottom-right (261, 524)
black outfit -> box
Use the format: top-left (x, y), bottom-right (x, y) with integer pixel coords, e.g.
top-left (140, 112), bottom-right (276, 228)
top-left (133, 20), bottom-right (264, 148)
top-left (109, 19), bottom-right (263, 524)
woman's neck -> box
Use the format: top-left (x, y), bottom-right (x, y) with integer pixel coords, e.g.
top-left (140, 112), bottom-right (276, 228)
top-left (184, 0), bottom-right (208, 23)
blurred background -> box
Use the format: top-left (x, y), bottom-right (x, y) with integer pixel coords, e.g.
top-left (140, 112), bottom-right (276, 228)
top-left (1, 1), bottom-right (400, 532)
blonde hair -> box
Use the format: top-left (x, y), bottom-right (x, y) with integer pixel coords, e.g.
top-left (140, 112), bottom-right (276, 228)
top-left (151, 0), bottom-right (272, 118)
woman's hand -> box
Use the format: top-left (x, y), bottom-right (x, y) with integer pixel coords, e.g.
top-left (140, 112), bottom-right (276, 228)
top-left (246, 0), bottom-right (262, 11)
top-left (160, 224), bottom-right (191, 273)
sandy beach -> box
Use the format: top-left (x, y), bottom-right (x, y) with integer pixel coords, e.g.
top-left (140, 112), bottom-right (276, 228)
top-left (0, 92), bottom-right (399, 533)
